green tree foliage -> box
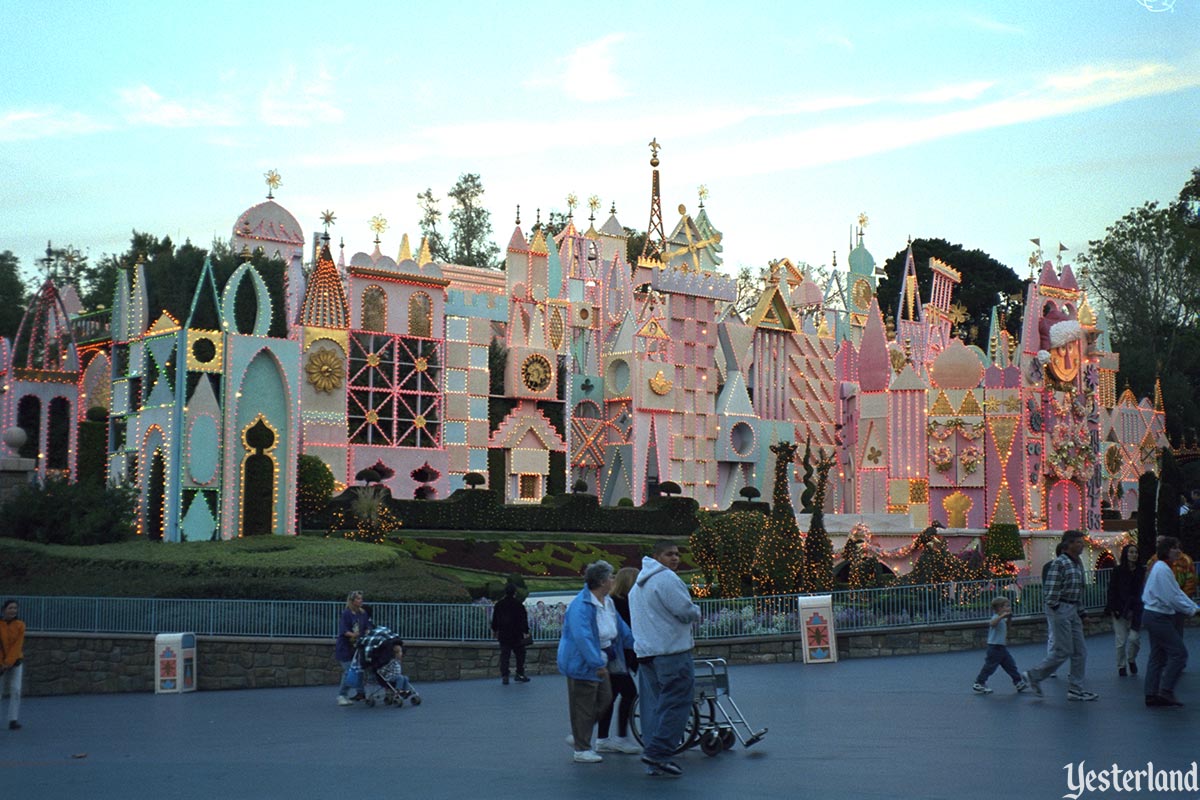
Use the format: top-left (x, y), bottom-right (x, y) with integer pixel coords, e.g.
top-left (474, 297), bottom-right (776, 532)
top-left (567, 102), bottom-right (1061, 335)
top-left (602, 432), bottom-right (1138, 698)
top-left (447, 173), bottom-right (500, 268)
top-left (1079, 178), bottom-right (1200, 438)
top-left (296, 454), bottom-right (336, 527)
top-left (1157, 448), bottom-right (1183, 540)
top-left (803, 453), bottom-right (836, 592)
top-left (753, 441), bottom-right (805, 595)
top-left (76, 407), bottom-right (110, 487)
top-left (0, 250), bottom-right (30, 339)
top-left (876, 238), bottom-right (1024, 348)
top-left (984, 522), bottom-right (1024, 570)
top-left (416, 188), bottom-right (449, 262)
top-left (691, 511), bottom-right (764, 598)
top-left (1137, 470), bottom-right (1159, 563)
top-left (904, 526), bottom-right (976, 585)
top-left (624, 227), bottom-right (646, 266)
top-left (799, 435), bottom-right (816, 514)
top-left (0, 478), bottom-right (138, 545)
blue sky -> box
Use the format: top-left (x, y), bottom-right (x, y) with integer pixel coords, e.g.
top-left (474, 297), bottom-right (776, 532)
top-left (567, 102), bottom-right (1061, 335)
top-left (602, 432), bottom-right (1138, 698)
top-left (2, 0), bottom-right (1198, 289)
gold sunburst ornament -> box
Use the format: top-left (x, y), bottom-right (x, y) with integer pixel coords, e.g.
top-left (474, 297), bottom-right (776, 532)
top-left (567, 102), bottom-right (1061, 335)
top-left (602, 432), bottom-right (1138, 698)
top-left (265, 169), bottom-right (282, 199)
top-left (305, 349), bottom-right (344, 393)
top-left (369, 214), bottom-right (388, 244)
top-left (649, 370), bottom-right (673, 396)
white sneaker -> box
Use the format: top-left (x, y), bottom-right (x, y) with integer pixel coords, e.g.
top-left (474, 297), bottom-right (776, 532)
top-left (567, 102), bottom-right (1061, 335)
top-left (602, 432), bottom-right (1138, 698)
top-left (337, 696), bottom-right (354, 706)
top-left (609, 737), bottom-right (642, 754)
top-left (566, 733), bottom-right (592, 748)
top-left (573, 749), bottom-right (603, 763)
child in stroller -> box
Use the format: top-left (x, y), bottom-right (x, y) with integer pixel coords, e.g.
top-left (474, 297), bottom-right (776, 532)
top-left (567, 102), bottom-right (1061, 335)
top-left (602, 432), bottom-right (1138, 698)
top-left (355, 626), bottom-right (421, 708)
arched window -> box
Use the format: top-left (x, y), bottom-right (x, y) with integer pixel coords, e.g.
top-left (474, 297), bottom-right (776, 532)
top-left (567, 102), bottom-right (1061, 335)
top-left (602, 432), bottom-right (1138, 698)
top-left (362, 286), bottom-right (387, 332)
top-left (409, 292), bottom-right (432, 337)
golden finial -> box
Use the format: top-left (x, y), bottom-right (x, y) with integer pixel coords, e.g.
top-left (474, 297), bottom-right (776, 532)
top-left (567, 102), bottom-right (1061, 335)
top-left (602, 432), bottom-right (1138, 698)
top-left (698, 185), bottom-right (709, 208)
top-left (566, 193), bottom-right (578, 218)
top-left (857, 212), bottom-right (869, 230)
top-left (648, 137), bottom-right (661, 167)
top-left (588, 195), bottom-right (600, 221)
top-left (264, 169), bottom-right (282, 199)
top-left (369, 214), bottom-right (388, 245)
top-left (320, 209), bottom-right (336, 232)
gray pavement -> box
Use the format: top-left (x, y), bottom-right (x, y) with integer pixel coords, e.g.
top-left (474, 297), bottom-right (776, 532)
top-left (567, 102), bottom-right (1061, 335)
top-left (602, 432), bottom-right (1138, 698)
top-left (5, 631), bottom-right (1200, 800)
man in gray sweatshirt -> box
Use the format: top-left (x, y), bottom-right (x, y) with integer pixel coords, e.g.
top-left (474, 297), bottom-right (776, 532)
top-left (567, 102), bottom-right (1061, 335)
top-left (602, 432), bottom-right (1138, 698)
top-left (629, 539), bottom-right (702, 777)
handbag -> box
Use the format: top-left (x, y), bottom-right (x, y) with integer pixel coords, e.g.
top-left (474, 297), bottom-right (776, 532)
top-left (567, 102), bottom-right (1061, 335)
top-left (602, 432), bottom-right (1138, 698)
top-left (520, 633), bottom-right (534, 648)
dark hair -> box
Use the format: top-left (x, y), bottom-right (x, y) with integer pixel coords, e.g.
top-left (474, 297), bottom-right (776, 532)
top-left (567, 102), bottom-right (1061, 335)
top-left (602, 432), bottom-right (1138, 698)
top-left (652, 539), bottom-right (678, 556)
top-left (1061, 529), bottom-right (1085, 545)
top-left (1118, 543), bottom-right (1140, 569)
top-left (504, 583), bottom-right (517, 597)
top-left (1156, 536), bottom-right (1180, 562)
top-left (1, 599), bottom-right (16, 613)
top-left (1054, 542), bottom-right (1066, 556)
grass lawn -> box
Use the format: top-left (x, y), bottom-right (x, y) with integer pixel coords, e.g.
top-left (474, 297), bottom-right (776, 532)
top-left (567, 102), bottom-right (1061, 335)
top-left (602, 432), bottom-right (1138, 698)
top-left (0, 536), bottom-right (471, 602)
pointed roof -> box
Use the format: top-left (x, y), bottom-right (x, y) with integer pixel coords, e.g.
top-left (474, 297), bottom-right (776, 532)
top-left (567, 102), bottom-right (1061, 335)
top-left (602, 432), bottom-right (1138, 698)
top-left (398, 233), bottom-right (412, 262)
top-left (529, 228), bottom-right (549, 256)
top-left (1154, 376), bottom-right (1164, 412)
top-left (1037, 260), bottom-right (1060, 288)
top-left (599, 212), bottom-right (624, 238)
top-left (1058, 264), bottom-right (1079, 291)
top-left (895, 243), bottom-right (923, 322)
top-left (300, 242), bottom-right (350, 329)
top-left (747, 284), bottom-right (799, 333)
top-left (507, 225), bottom-right (529, 253)
top-left (857, 298), bottom-right (891, 392)
top-left (417, 237), bottom-right (434, 267)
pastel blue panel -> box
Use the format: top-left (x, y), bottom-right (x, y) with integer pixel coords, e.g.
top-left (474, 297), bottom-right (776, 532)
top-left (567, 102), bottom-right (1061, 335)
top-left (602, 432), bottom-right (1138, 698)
top-left (469, 449), bottom-right (488, 471)
top-left (469, 346), bottom-right (488, 369)
top-left (469, 397), bottom-right (488, 419)
top-left (181, 492), bottom-right (216, 541)
top-left (187, 414), bottom-right (221, 484)
top-left (446, 369), bottom-right (467, 392)
top-left (444, 421), bottom-right (466, 444)
top-left (446, 317), bottom-right (468, 341)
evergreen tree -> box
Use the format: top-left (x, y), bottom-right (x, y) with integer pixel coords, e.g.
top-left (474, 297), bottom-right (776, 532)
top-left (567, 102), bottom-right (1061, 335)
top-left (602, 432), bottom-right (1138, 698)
top-left (803, 452), bottom-right (836, 592)
top-left (416, 188), bottom-right (449, 262)
top-left (752, 441), bottom-right (805, 595)
top-left (0, 250), bottom-right (29, 339)
top-left (447, 173), bottom-right (500, 268)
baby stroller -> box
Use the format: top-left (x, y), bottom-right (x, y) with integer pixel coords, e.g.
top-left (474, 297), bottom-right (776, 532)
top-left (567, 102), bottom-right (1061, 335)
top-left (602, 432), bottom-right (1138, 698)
top-left (353, 626), bottom-right (422, 708)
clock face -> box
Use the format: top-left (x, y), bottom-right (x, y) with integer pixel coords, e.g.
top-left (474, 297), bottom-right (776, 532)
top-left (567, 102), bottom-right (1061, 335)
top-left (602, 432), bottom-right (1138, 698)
top-left (852, 277), bottom-right (873, 310)
top-left (521, 354), bottom-right (553, 392)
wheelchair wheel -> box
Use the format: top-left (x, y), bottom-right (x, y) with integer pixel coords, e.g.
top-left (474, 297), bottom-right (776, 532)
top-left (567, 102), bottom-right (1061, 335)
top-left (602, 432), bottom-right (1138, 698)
top-left (720, 727), bottom-right (736, 750)
top-left (700, 730), bottom-right (723, 757)
top-left (630, 698), bottom-right (702, 755)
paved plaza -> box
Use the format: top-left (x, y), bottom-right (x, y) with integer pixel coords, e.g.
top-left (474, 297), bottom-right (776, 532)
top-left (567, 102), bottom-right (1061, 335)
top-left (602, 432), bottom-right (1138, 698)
top-left (5, 630), bottom-right (1200, 800)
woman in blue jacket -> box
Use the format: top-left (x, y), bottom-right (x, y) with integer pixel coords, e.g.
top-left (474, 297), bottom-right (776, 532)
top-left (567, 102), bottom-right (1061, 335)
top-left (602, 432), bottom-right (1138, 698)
top-left (558, 560), bottom-right (634, 763)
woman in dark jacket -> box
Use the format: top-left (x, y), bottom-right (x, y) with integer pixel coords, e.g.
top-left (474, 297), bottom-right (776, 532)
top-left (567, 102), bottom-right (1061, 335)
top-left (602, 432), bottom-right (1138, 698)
top-left (1106, 543), bottom-right (1145, 677)
top-left (596, 566), bottom-right (641, 754)
top-left (491, 584), bottom-right (531, 685)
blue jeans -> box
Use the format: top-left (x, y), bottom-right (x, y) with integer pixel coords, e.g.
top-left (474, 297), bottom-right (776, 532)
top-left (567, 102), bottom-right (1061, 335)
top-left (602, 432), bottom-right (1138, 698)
top-left (976, 644), bottom-right (1022, 685)
top-left (638, 652), bottom-right (694, 761)
top-left (337, 659), bottom-right (358, 698)
top-left (1143, 610), bottom-right (1189, 696)
top-left (1029, 602), bottom-right (1087, 691)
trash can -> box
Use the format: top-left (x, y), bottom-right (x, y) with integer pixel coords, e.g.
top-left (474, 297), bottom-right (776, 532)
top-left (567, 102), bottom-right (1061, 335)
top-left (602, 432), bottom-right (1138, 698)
top-left (154, 633), bottom-right (197, 693)
top-left (797, 595), bottom-right (837, 664)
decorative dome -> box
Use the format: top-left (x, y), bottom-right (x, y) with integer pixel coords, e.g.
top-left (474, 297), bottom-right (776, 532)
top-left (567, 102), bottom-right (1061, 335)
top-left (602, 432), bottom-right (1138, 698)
top-left (793, 277), bottom-right (823, 308)
top-left (232, 199), bottom-right (305, 260)
top-left (929, 340), bottom-right (984, 389)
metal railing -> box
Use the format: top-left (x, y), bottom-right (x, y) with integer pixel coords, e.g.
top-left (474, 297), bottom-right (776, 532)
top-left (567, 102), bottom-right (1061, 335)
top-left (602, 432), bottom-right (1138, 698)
top-left (14, 570), bottom-right (1115, 643)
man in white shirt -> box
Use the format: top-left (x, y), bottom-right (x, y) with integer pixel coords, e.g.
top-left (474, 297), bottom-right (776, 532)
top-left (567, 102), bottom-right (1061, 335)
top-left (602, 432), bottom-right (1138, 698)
top-left (1142, 536), bottom-right (1199, 707)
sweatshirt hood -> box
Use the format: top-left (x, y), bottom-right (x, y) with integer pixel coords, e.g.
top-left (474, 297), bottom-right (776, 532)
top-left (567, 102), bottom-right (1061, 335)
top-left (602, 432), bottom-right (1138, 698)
top-left (636, 556), bottom-right (669, 586)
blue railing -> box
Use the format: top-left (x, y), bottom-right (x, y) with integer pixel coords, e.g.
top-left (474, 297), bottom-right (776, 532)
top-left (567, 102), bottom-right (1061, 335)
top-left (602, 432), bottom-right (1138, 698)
top-left (14, 570), bottom-right (1112, 642)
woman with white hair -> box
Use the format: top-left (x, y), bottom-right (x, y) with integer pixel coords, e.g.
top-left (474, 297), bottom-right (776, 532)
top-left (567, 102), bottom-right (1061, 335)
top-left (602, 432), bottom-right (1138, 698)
top-left (557, 560), bottom-right (635, 763)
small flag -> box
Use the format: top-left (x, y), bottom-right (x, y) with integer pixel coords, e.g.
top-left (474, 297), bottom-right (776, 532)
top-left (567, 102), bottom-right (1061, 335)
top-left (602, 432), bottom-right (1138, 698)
top-left (1058, 242), bottom-right (1069, 252)
top-left (1030, 238), bottom-right (1041, 246)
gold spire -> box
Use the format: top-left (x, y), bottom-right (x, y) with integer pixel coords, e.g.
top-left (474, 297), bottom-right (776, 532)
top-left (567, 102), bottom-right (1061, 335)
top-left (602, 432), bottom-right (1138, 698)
top-left (1154, 375), bottom-right (1164, 412)
top-left (417, 236), bottom-right (433, 267)
top-left (398, 233), bottom-right (412, 262)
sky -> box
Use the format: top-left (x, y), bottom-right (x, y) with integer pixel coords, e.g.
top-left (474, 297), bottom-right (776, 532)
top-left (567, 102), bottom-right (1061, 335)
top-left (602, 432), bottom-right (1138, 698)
top-left (1, 0), bottom-right (1198, 292)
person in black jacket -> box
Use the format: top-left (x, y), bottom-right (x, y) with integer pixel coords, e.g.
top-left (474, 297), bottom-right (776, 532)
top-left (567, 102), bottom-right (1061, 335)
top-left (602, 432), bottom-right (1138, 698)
top-left (1106, 543), bottom-right (1145, 677)
top-left (492, 584), bottom-right (531, 685)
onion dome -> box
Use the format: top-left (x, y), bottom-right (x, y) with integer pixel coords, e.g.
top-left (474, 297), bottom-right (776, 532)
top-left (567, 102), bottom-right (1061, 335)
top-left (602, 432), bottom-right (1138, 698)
top-left (929, 339), bottom-right (984, 389)
top-left (232, 199), bottom-right (305, 260)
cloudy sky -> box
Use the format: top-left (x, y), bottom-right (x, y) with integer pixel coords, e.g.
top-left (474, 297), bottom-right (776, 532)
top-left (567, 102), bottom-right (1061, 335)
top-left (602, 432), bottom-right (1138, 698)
top-left (1, 0), bottom-right (1197, 288)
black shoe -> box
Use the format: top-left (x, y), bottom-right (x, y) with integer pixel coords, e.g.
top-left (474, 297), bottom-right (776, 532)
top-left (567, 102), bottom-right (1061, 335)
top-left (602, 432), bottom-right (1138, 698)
top-left (641, 756), bottom-right (683, 777)
top-left (1129, 662), bottom-right (1138, 675)
top-left (1159, 691), bottom-right (1185, 707)
top-left (502, 676), bottom-right (509, 685)
top-left (514, 674), bottom-right (530, 683)
top-left (1146, 695), bottom-right (1167, 707)
top-left (7, 721), bottom-right (19, 730)
top-left (1119, 667), bottom-right (1127, 677)
top-left (352, 692), bottom-right (366, 702)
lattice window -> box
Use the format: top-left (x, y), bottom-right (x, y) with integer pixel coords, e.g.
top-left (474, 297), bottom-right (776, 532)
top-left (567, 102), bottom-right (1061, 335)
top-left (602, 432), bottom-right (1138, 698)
top-left (347, 331), bottom-right (442, 448)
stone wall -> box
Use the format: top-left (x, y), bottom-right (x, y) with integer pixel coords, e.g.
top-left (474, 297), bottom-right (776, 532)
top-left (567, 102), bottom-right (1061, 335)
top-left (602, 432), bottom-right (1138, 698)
top-left (15, 615), bottom-right (1119, 697)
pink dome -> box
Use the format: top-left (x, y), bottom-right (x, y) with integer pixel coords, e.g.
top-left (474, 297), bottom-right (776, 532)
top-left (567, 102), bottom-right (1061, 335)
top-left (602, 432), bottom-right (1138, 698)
top-left (929, 340), bottom-right (983, 389)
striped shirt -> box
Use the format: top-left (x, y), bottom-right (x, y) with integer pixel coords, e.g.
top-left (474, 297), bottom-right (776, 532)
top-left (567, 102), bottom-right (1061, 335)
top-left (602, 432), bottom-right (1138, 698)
top-left (1043, 553), bottom-right (1083, 607)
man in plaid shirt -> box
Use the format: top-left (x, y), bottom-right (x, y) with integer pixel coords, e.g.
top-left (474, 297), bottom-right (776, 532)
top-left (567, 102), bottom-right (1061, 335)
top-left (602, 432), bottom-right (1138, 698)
top-left (1024, 530), bottom-right (1098, 701)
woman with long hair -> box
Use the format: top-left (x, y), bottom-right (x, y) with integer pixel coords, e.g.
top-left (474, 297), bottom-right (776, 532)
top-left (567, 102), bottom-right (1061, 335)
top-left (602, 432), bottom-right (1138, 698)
top-left (596, 566), bottom-right (641, 754)
top-left (1106, 543), bottom-right (1145, 676)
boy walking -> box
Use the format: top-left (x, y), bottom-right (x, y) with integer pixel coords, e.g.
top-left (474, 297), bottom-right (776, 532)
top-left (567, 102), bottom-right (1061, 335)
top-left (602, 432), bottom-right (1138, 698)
top-left (973, 596), bottom-right (1029, 694)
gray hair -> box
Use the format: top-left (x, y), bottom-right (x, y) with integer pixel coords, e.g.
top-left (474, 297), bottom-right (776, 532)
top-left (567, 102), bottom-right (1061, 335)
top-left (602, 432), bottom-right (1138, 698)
top-left (584, 560), bottom-right (615, 589)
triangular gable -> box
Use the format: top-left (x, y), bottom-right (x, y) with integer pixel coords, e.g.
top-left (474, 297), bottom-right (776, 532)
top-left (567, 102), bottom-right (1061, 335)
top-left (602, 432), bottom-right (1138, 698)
top-left (930, 390), bottom-right (955, 415)
top-left (889, 363), bottom-right (927, 392)
top-left (958, 391), bottom-right (983, 416)
top-left (715, 371), bottom-right (755, 416)
top-left (637, 318), bottom-right (671, 340)
top-left (991, 485), bottom-right (1019, 526)
top-left (990, 417), bottom-right (1019, 461)
top-left (489, 403), bottom-right (566, 451)
top-left (147, 311), bottom-right (181, 335)
top-left (747, 284), bottom-right (798, 332)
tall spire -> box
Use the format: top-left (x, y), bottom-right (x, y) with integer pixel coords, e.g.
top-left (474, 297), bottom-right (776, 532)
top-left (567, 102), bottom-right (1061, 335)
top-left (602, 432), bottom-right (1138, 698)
top-left (640, 138), bottom-right (667, 262)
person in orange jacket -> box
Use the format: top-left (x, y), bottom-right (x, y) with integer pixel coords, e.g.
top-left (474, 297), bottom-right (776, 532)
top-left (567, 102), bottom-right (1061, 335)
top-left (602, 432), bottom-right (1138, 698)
top-left (0, 599), bottom-right (25, 730)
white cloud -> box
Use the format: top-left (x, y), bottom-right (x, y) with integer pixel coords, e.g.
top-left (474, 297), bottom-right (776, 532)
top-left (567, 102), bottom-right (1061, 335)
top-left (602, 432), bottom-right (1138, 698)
top-left (527, 33), bottom-right (629, 103)
top-left (0, 107), bottom-right (110, 142)
top-left (259, 63), bottom-right (345, 127)
top-left (905, 80), bottom-right (996, 104)
top-left (118, 84), bottom-right (236, 127)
